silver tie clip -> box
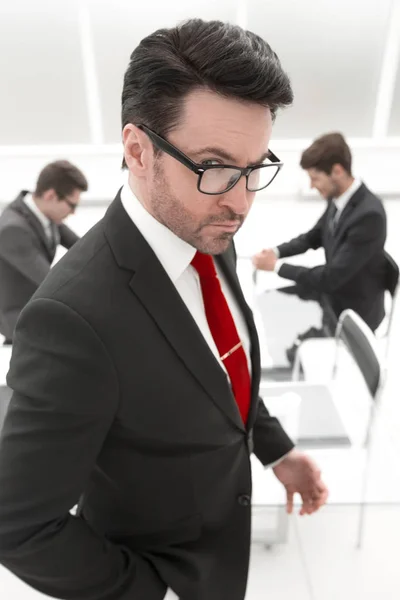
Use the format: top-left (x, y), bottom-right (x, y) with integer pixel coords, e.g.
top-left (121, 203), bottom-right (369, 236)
top-left (220, 341), bottom-right (243, 361)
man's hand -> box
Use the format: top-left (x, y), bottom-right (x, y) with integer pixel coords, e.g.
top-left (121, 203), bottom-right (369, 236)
top-left (273, 449), bottom-right (328, 515)
top-left (252, 248), bottom-right (277, 271)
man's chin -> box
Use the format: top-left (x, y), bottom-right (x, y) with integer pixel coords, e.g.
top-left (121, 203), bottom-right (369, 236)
top-left (195, 234), bottom-right (234, 255)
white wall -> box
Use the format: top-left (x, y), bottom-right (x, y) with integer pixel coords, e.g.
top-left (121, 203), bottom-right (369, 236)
top-left (1, 138), bottom-right (399, 204)
top-left (1, 0), bottom-right (400, 202)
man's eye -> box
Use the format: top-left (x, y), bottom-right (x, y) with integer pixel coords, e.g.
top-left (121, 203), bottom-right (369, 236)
top-left (201, 159), bottom-right (221, 166)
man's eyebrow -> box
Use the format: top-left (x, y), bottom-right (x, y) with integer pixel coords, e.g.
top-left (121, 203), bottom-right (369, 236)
top-left (191, 146), bottom-right (237, 163)
top-left (191, 146), bottom-right (271, 165)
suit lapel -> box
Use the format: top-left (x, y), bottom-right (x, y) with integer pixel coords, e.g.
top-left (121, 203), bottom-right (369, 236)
top-left (104, 194), bottom-right (246, 432)
top-left (330, 184), bottom-right (366, 251)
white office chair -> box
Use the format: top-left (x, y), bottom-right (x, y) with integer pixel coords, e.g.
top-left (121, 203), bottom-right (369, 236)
top-left (259, 309), bottom-right (384, 547)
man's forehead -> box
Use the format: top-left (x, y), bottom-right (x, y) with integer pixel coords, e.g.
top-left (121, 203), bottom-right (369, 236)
top-left (173, 90), bottom-right (272, 162)
top-left (181, 88), bottom-right (271, 129)
top-left (309, 168), bottom-right (325, 178)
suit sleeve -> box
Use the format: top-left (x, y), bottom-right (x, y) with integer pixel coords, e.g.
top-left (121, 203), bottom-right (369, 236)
top-left (252, 398), bottom-right (295, 466)
top-left (0, 298), bottom-right (165, 600)
top-left (0, 225), bottom-right (50, 286)
top-left (59, 223), bottom-right (80, 249)
top-left (277, 211), bottom-right (326, 258)
top-left (278, 213), bottom-right (385, 293)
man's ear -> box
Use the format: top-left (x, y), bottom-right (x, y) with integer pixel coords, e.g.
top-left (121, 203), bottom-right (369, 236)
top-left (331, 163), bottom-right (345, 178)
top-left (122, 124), bottom-right (153, 175)
top-left (41, 188), bottom-right (58, 202)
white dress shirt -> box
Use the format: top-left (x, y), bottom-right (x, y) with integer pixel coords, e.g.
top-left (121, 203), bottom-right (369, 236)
top-left (23, 193), bottom-right (53, 242)
top-left (120, 184), bottom-right (252, 376)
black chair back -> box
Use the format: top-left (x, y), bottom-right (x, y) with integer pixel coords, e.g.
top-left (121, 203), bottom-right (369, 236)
top-left (337, 310), bottom-right (381, 400)
top-left (383, 251), bottom-right (399, 297)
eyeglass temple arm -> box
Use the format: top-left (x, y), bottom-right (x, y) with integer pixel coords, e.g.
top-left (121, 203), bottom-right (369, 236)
top-left (267, 150), bottom-right (280, 164)
top-left (138, 124), bottom-right (282, 170)
top-left (137, 124), bottom-right (203, 174)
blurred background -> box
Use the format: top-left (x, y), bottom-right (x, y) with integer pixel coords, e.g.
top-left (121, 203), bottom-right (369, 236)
top-left (1, 0), bottom-right (399, 204)
top-left (1, 1), bottom-right (400, 599)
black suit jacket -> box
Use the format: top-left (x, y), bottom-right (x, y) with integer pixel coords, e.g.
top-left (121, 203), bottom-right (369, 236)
top-left (277, 183), bottom-right (387, 330)
top-left (0, 191), bottom-right (79, 340)
top-left (0, 192), bottom-right (294, 600)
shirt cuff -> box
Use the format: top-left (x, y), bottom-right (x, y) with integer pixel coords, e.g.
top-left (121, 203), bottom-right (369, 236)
top-left (274, 261), bottom-right (282, 275)
top-left (264, 450), bottom-right (293, 469)
top-left (274, 247), bottom-right (280, 259)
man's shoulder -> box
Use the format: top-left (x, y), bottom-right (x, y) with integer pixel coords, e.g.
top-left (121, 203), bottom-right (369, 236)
top-left (0, 204), bottom-right (30, 237)
top-left (344, 185), bottom-right (385, 228)
top-left (357, 184), bottom-right (385, 213)
top-left (34, 220), bottom-right (115, 303)
top-left (29, 220), bottom-right (132, 335)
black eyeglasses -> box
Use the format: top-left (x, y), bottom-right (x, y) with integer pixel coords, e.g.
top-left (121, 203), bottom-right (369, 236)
top-left (58, 196), bottom-right (78, 213)
top-left (138, 124), bottom-right (283, 195)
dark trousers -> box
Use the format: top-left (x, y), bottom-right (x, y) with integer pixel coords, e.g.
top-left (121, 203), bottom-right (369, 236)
top-left (256, 284), bottom-right (338, 367)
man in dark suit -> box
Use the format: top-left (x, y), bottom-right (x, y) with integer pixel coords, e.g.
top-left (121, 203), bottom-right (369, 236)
top-left (0, 160), bottom-right (88, 343)
top-left (0, 20), bottom-right (327, 600)
top-left (253, 133), bottom-right (387, 365)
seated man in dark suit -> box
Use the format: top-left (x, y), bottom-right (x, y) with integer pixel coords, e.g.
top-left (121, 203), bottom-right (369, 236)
top-left (253, 133), bottom-right (387, 366)
top-left (0, 160), bottom-right (88, 343)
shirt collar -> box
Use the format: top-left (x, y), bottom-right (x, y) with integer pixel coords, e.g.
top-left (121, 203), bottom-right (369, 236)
top-left (120, 184), bottom-right (196, 283)
top-left (23, 192), bottom-right (51, 232)
top-left (334, 178), bottom-right (362, 214)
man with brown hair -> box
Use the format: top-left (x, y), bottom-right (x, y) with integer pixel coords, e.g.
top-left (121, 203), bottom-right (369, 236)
top-left (0, 19), bottom-right (327, 600)
top-left (0, 160), bottom-right (88, 343)
top-left (253, 132), bottom-right (387, 365)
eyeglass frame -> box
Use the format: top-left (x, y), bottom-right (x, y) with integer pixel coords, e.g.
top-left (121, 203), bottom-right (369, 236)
top-left (57, 195), bottom-right (78, 213)
top-left (137, 124), bottom-right (283, 196)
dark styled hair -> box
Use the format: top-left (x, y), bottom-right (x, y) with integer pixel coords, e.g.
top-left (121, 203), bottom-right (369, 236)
top-left (300, 133), bottom-right (352, 175)
top-left (121, 19), bottom-right (293, 167)
top-left (35, 160), bottom-right (88, 198)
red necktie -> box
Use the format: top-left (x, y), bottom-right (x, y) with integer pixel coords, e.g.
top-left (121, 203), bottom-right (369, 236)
top-left (191, 251), bottom-right (251, 424)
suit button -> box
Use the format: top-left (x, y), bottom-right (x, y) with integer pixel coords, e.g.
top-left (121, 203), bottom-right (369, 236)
top-left (238, 494), bottom-right (251, 507)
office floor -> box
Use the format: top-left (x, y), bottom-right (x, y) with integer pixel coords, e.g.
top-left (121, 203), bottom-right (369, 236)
top-left (1, 196), bottom-right (400, 599)
top-left (248, 504), bottom-right (400, 600)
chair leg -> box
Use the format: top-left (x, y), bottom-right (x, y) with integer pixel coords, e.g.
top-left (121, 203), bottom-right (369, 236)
top-left (356, 500), bottom-right (366, 549)
top-left (264, 506), bottom-right (289, 548)
top-left (357, 409), bottom-right (376, 548)
top-left (276, 505), bottom-right (289, 543)
top-left (357, 453), bottom-right (370, 549)
top-left (292, 349), bottom-right (301, 381)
